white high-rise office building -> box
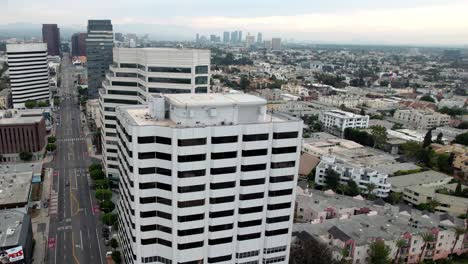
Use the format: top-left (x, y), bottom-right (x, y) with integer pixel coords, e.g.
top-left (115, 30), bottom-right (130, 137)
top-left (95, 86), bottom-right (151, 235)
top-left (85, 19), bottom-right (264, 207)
top-left (6, 43), bottom-right (50, 109)
top-left (100, 48), bottom-right (210, 181)
top-left (115, 93), bottom-right (302, 264)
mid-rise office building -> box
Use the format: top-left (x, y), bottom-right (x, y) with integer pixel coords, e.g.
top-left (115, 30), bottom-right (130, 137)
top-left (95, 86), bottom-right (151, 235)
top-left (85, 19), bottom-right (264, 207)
top-left (6, 43), bottom-right (50, 108)
top-left (0, 209), bottom-right (33, 263)
top-left (264, 40), bottom-right (272, 50)
top-left (100, 48), bottom-right (210, 181)
top-left (238, 31), bottom-right (243, 43)
top-left (223, 32), bottom-right (230, 43)
top-left (245, 35), bottom-right (256, 48)
top-left (271, 38), bottom-right (282, 50)
top-left (257, 33), bottom-right (263, 44)
top-left (393, 109), bottom-right (450, 130)
top-left (71, 32), bottom-right (87, 57)
top-left (86, 19), bottom-right (114, 99)
top-left (42, 24), bottom-right (60, 56)
top-left (319, 110), bottom-right (369, 136)
top-left (115, 93), bottom-right (302, 264)
top-left (231, 31), bottom-right (238, 44)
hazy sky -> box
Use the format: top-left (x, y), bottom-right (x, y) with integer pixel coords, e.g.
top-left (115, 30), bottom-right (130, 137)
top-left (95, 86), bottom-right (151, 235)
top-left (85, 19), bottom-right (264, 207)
top-left (3, 0), bottom-right (468, 45)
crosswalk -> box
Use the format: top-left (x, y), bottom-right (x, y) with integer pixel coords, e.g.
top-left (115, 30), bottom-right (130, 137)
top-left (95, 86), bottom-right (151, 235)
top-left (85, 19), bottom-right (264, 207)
top-left (57, 137), bottom-right (85, 142)
top-left (49, 190), bottom-right (58, 215)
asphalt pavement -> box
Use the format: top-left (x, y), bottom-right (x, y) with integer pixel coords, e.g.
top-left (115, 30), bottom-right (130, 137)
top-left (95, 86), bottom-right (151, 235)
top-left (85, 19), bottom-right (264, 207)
top-left (46, 54), bottom-right (106, 264)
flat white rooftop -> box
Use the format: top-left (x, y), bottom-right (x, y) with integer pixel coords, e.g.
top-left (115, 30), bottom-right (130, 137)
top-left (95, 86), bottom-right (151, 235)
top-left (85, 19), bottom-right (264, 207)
top-left (165, 93), bottom-right (266, 108)
top-left (323, 110), bottom-right (366, 118)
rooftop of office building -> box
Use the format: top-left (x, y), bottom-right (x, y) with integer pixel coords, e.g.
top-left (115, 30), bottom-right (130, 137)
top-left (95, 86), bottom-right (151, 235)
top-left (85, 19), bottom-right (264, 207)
top-left (0, 171), bottom-right (32, 207)
top-left (0, 209), bottom-right (29, 248)
top-left (322, 109), bottom-right (368, 119)
top-left (0, 109), bottom-right (44, 125)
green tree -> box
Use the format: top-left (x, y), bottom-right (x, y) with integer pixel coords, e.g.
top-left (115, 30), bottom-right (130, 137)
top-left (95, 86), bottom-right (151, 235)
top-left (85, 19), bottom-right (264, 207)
top-left (394, 239), bottom-right (408, 264)
top-left (239, 76), bottom-right (250, 90)
top-left (347, 180), bottom-right (361, 196)
top-left (101, 213), bottom-right (118, 226)
top-left (289, 239), bottom-right (337, 264)
top-left (418, 232), bottom-right (435, 263)
top-left (368, 240), bottom-right (391, 264)
top-left (90, 169), bottom-right (105, 180)
top-left (46, 143), bottom-right (56, 152)
top-left (423, 129), bottom-right (433, 148)
top-left (366, 183), bottom-right (377, 200)
top-left (48, 136), bottom-right (57, 143)
top-left (324, 169), bottom-right (340, 191)
top-left (95, 179), bottom-right (109, 189)
top-left (95, 189), bottom-right (112, 201)
top-left (371, 125), bottom-right (388, 148)
top-left (112, 251), bottom-right (122, 264)
top-left (337, 184), bottom-right (349, 195)
top-left (435, 132), bottom-right (444, 144)
top-left (110, 238), bottom-right (118, 250)
top-left (437, 153), bottom-right (453, 174)
top-left (427, 199), bottom-right (441, 212)
top-left (451, 227), bottom-right (466, 257)
top-left (19, 151), bottom-right (33, 161)
top-left (24, 100), bottom-right (37, 108)
top-left (388, 192), bottom-right (403, 205)
top-left (454, 132), bottom-right (468, 146)
top-left (455, 182), bottom-right (463, 195)
top-left (38, 101), bottom-right (49, 107)
top-left (420, 95), bottom-right (435, 103)
top-left (360, 108), bottom-right (366, 116)
top-left (100, 200), bottom-right (115, 213)
top-left (89, 163), bottom-right (102, 173)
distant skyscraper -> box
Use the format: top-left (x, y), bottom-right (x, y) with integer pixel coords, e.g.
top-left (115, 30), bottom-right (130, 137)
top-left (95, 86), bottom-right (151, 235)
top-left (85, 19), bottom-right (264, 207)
top-left (210, 34), bottom-right (218, 42)
top-left (42, 24), bottom-right (60, 56)
top-left (86, 19), bottom-right (113, 99)
top-left (257, 32), bottom-right (263, 44)
top-left (196, 33), bottom-right (200, 43)
top-left (71, 33), bottom-right (86, 57)
top-left (223, 31), bottom-right (230, 43)
top-left (231, 31), bottom-right (238, 43)
top-left (6, 43), bottom-right (50, 108)
top-left (264, 40), bottom-right (272, 50)
top-left (245, 34), bottom-right (255, 48)
top-left (272, 38), bottom-right (282, 50)
top-left (238, 30), bottom-right (243, 43)
top-left (114, 32), bottom-right (124, 42)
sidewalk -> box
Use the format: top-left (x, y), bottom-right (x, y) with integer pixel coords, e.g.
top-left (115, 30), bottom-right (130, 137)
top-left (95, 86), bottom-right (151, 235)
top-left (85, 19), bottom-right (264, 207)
top-left (31, 167), bottom-right (52, 264)
top-left (80, 108), bottom-right (102, 161)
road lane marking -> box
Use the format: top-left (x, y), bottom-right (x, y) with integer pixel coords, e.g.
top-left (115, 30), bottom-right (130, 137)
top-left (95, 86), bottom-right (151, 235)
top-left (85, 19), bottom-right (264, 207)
top-left (54, 234), bottom-right (57, 264)
top-left (74, 169), bottom-right (78, 190)
top-left (80, 230), bottom-right (83, 252)
top-left (95, 228), bottom-right (104, 264)
top-left (72, 232), bottom-right (80, 264)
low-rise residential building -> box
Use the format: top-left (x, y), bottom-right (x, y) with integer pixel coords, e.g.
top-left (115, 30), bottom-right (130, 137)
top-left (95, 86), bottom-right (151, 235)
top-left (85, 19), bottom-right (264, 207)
top-left (85, 99), bottom-right (102, 130)
top-left (0, 209), bottom-right (34, 264)
top-left (255, 88), bottom-right (282, 101)
top-left (0, 172), bottom-right (33, 209)
top-left (393, 109), bottom-right (450, 130)
top-left (388, 170), bottom-right (452, 193)
top-left (319, 110), bottom-right (369, 136)
top-left (433, 126), bottom-right (468, 142)
top-left (318, 95), bottom-right (365, 108)
top-left (0, 89), bottom-right (10, 109)
top-left (315, 155), bottom-right (391, 198)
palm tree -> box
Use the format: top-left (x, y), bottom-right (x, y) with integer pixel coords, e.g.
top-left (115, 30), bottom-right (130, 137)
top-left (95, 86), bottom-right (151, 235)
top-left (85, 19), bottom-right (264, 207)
top-left (427, 199), bottom-right (440, 212)
top-left (393, 239), bottom-right (407, 264)
top-left (366, 183), bottom-right (377, 200)
top-left (389, 192), bottom-right (403, 205)
top-left (337, 184), bottom-right (349, 195)
top-left (451, 227), bottom-right (466, 258)
top-left (418, 232), bottom-right (435, 263)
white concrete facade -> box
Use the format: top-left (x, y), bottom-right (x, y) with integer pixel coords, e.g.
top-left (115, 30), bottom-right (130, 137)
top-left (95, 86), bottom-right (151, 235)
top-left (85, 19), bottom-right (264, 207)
top-left (393, 109), bottom-right (450, 130)
top-left (100, 48), bottom-right (210, 180)
top-left (6, 43), bottom-right (50, 109)
top-left (319, 110), bottom-right (369, 136)
top-left (115, 93), bottom-right (302, 264)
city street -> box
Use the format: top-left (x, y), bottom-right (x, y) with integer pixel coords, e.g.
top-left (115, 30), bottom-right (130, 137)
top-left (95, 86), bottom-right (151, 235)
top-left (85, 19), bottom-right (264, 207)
top-left (46, 54), bottom-right (105, 264)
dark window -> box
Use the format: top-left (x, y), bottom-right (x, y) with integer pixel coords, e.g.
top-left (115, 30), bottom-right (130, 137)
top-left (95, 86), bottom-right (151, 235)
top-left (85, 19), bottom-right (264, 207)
top-left (139, 167), bottom-right (155, 174)
top-left (138, 152), bottom-right (156, 159)
top-left (241, 164), bottom-right (266, 172)
top-left (156, 182), bottom-right (172, 191)
top-left (148, 67), bottom-right (191, 73)
top-left (210, 166), bottom-right (237, 175)
top-left (239, 192), bottom-right (264, 200)
top-left (208, 237), bottom-right (232, 245)
top-left (148, 88), bottom-right (191, 94)
top-left (178, 241), bottom-right (204, 250)
top-left (178, 169), bottom-right (206, 178)
top-left (178, 138), bottom-right (206, 146)
top-left (270, 175), bottom-right (294, 183)
top-left (240, 178), bottom-right (265, 186)
top-left (138, 136), bottom-right (155, 144)
top-left (156, 167), bottom-right (172, 176)
top-left (149, 77), bottom-right (191, 84)
top-left (195, 65), bottom-right (209, 74)
top-left (140, 224), bottom-right (172, 234)
top-left (211, 151), bottom-right (237, 160)
top-left (238, 219), bottom-right (262, 228)
top-left (265, 228), bottom-right (289, 236)
top-left (111, 81), bottom-right (138, 87)
top-left (178, 199), bottom-right (205, 208)
top-left (210, 181), bottom-right (236, 190)
top-left (140, 238), bottom-right (172, 247)
top-left (210, 195), bottom-right (235, 204)
top-left (108, 89), bottom-right (138, 96)
top-left (243, 133), bottom-right (269, 141)
top-left (178, 213), bottom-right (204, 222)
top-left (209, 209), bottom-right (234, 218)
top-left (271, 161), bottom-right (295, 169)
top-left (209, 223), bottom-right (233, 232)
top-left (273, 131), bottom-right (298, 139)
top-left (211, 135), bottom-right (238, 144)
top-left (178, 184), bottom-right (205, 193)
top-left (208, 255), bottom-right (232, 263)
top-left (115, 72), bottom-right (137, 78)
top-left (266, 215), bottom-right (290, 224)
top-left (239, 206), bottom-right (263, 214)
top-left (272, 146), bottom-right (297, 154)
top-left (120, 63), bottom-right (137, 68)
top-left (267, 202), bottom-right (291, 210)
top-left (242, 149), bottom-right (268, 157)
top-left (139, 182), bottom-right (156, 189)
top-left (178, 154), bottom-right (206, 163)
top-left (140, 210), bottom-right (171, 220)
top-left (195, 87), bottom-right (207, 93)
top-left (140, 196), bottom-right (171, 206)
top-left (178, 227), bottom-right (204, 236)
top-left (237, 233), bottom-right (261, 241)
top-left (195, 76), bottom-right (208, 85)
top-left (156, 136), bottom-right (172, 145)
top-left (156, 152), bottom-right (172, 161)
top-left (269, 189), bottom-right (293, 197)
top-left (104, 115), bottom-right (117, 120)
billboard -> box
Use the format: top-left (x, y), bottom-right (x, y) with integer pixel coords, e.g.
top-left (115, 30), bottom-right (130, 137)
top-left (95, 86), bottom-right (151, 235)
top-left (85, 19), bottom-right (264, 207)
top-left (0, 246), bottom-right (24, 263)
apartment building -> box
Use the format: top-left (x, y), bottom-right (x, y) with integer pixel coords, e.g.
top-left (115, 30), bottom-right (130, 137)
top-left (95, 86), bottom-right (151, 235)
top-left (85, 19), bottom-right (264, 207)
top-left (319, 110), bottom-right (369, 136)
top-left (115, 93), bottom-right (302, 264)
top-left (6, 43), bottom-right (50, 109)
top-left (100, 47), bottom-right (210, 181)
top-left (393, 109), bottom-right (450, 130)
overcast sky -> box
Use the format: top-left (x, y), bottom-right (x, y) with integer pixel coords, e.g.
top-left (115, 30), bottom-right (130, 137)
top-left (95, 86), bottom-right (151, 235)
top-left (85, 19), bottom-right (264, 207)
top-left (3, 0), bottom-right (468, 45)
